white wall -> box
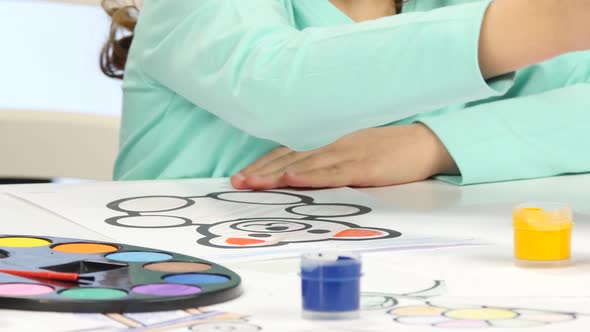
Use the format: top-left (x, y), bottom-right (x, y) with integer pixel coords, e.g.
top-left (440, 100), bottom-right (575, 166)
top-left (0, 0), bottom-right (122, 115)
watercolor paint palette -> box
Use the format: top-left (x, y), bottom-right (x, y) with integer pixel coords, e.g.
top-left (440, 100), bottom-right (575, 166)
top-left (0, 235), bottom-right (241, 312)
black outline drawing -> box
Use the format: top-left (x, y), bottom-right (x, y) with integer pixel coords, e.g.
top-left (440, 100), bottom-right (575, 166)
top-left (82, 281), bottom-right (584, 331)
top-left (99, 308), bottom-right (261, 332)
top-left (105, 191), bottom-right (402, 249)
top-left (189, 320), bottom-right (262, 332)
top-left (361, 281), bottom-right (582, 329)
top-left (361, 280), bottom-right (445, 311)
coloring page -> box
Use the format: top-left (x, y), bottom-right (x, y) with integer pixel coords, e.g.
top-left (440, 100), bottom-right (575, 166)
top-left (7, 179), bottom-right (475, 261)
top-left (1, 262), bottom-right (588, 331)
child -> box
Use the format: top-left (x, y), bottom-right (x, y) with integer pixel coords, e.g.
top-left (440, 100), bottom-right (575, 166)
top-left (101, 0), bottom-right (590, 189)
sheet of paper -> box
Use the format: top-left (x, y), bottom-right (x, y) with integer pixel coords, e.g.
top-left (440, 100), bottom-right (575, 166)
top-left (2, 260), bottom-right (589, 332)
top-left (0, 307), bottom-right (261, 332)
top-left (356, 244), bottom-right (590, 298)
top-left (0, 310), bottom-right (122, 332)
top-left (208, 263), bottom-right (590, 332)
top-left (6, 179), bottom-right (476, 262)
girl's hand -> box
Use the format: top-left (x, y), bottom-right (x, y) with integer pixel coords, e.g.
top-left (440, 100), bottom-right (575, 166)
top-left (231, 124), bottom-right (458, 190)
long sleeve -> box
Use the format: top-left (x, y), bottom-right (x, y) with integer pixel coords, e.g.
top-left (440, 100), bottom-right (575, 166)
top-left (419, 83), bottom-right (590, 185)
top-left (135, 0), bottom-right (513, 150)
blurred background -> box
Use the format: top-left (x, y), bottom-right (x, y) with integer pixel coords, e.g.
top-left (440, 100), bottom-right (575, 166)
top-left (1, 0), bottom-right (120, 114)
top-left (0, 0), bottom-right (121, 182)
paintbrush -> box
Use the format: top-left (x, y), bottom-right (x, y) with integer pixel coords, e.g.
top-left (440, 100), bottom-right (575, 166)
top-left (0, 269), bottom-right (95, 283)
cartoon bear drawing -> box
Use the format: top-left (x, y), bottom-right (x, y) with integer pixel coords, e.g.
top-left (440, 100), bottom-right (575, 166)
top-left (105, 191), bottom-right (402, 249)
top-left (197, 218), bottom-right (401, 248)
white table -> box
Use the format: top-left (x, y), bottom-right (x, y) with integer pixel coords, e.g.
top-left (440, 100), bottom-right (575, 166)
top-left (3, 174), bottom-right (589, 242)
top-left (1, 175), bottom-right (589, 331)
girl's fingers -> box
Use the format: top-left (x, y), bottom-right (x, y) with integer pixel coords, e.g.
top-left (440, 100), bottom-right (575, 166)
top-left (230, 172), bottom-right (247, 189)
top-left (281, 152), bottom-right (346, 176)
top-left (239, 146), bottom-right (292, 175)
top-left (252, 149), bottom-right (316, 177)
top-left (232, 173), bottom-right (281, 190)
top-left (241, 151), bottom-right (349, 189)
top-left (231, 146), bottom-right (292, 189)
top-left (283, 164), bottom-right (357, 188)
top-left (242, 174), bottom-right (288, 190)
top-left (256, 150), bottom-right (341, 179)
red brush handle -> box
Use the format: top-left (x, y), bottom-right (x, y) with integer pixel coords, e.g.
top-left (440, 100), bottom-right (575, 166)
top-left (0, 269), bottom-right (79, 282)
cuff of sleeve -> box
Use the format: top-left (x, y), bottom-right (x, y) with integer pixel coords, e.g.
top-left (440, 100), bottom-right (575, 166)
top-left (418, 103), bottom-right (553, 186)
top-left (419, 85), bottom-right (590, 186)
top-left (417, 110), bottom-right (504, 186)
top-left (485, 72), bottom-right (516, 94)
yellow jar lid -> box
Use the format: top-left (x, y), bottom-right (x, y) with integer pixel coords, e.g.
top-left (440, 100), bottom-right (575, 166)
top-left (513, 203), bottom-right (573, 231)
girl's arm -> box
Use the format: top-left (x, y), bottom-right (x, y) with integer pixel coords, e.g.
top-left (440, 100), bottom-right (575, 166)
top-left (136, 0), bottom-right (588, 150)
top-left (479, 0), bottom-right (590, 78)
top-left (230, 123), bottom-right (455, 190)
top-left (231, 82), bottom-right (590, 189)
top-left (420, 83), bottom-right (590, 185)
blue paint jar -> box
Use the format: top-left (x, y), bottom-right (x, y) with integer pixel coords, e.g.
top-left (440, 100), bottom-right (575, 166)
top-left (301, 252), bottom-right (361, 320)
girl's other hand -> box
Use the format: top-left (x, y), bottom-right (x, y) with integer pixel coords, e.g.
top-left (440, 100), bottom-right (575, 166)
top-left (231, 124), bottom-right (458, 190)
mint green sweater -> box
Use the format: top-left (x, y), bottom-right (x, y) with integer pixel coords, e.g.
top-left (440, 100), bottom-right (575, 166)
top-left (115, 0), bottom-right (590, 185)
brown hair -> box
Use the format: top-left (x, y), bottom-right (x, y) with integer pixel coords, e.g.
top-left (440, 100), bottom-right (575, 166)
top-left (395, 0), bottom-right (404, 13)
top-left (100, 0), bottom-right (406, 79)
top-left (100, 0), bottom-right (139, 79)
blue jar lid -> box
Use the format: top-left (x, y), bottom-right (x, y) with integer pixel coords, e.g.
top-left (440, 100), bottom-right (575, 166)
top-left (301, 252), bottom-right (361, 281)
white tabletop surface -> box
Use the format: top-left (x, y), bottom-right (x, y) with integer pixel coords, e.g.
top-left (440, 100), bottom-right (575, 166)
top-left (3, 174), bottom-right (589, 241)
top-left (1, 175), bottom-right (589, 331)
top-left (2, 175), bottom-right (590, 269)
top-left (2, 175), bottom-right (590, 270)
top-left (2, 1), bottom-right (589, 329)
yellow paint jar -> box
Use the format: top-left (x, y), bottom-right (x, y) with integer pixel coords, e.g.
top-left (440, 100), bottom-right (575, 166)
top-left (513, 203), bottom-right (573, 266)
